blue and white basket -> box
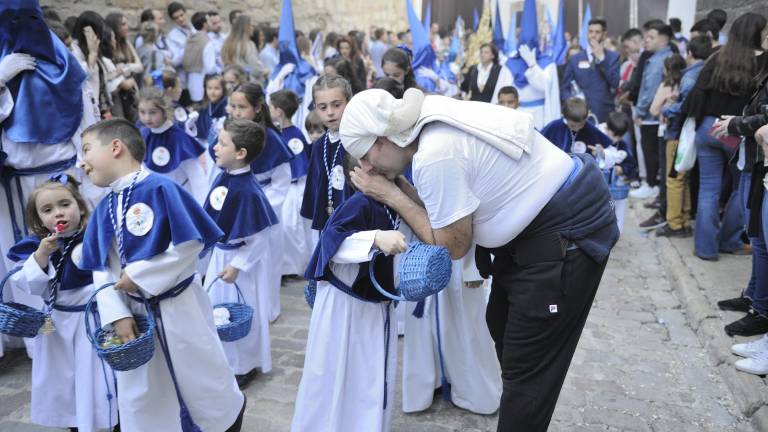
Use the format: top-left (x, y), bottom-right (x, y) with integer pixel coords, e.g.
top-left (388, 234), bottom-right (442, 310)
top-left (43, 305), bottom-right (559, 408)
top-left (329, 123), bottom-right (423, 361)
top-left (370, 242), bottom-right (453, 302)
top-left (0, 267), bottom-right (47, 338)
top-left (85, 284), bottom-right (155, 372)
top-left (602, 168), bottom-right (629, 200)
top-left (206, 277), bottom-right (253, 342)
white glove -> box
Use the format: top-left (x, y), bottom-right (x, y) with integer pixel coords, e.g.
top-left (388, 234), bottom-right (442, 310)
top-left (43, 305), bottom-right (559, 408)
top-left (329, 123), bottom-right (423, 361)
top-left (518, 45), bottom-right (537, 68)
top-left (416, 66), bottom-right (439, 82)
top-left (275, 63), bottom-right (296, 81)
top-left (0, 53), bottom-right (36, 87)
top-left (184, 111), bottom-right (200, 137)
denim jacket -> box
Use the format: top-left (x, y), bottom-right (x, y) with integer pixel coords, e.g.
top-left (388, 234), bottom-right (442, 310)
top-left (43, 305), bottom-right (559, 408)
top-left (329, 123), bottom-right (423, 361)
top-left (661, 61), bottom-right (704, 139)
top-left (636, 46), bottom-right (673, 121)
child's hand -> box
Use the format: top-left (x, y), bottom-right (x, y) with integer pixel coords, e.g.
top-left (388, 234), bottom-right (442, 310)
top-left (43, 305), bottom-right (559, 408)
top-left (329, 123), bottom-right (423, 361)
top-left (36, 234), bottom-right (59, 257)
top-left (374, 230), bottom-right (407, 255)
top-left (219, 266), bottom-right (239, 283)
top-left (112, 317), bottom-right (137, 343)
top-left (114, 271), bottom-right (139, 293)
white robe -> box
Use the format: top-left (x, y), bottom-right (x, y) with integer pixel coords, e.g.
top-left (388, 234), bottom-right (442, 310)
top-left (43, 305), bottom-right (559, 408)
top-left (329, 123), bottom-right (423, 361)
top-left (291, 230), bottom-right (397, 432)
top-left (0, 76), bottom-right (102, 358)
top-left (204, 227), bottom-right (276, 375)
top-left (254, 163), bottom-right (291, 321)
top-left (280, 176), bottom-right (313, 276)
top-left (401, 245), bottom-right (502, 415)
top-left (10, 255), bottom-right (117, 431)
top-left (93, 171), bottom-right (243, 432)
top-left (516, 63), bottom-right (561, 130)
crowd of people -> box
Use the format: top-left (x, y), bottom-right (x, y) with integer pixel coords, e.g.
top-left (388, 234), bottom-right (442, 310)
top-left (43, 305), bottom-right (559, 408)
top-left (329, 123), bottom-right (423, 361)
top-left (1, 0), bottom-right (768, 431)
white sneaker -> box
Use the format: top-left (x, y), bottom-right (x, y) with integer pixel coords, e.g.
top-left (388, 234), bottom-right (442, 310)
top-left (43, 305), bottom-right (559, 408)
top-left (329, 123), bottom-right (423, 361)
top-left (629, 183), bottom-right (659, 199)
top-left (735, 344), bottom-right (768, 375)
top-left (732, 335), bottom-right (768, 358)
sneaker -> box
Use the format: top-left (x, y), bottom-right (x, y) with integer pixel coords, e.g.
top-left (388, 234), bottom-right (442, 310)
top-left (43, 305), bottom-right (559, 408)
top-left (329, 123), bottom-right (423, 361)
top-left (629, 183), bottom-right (658, 199)
top-left (721, 244), bottom-right (753, 256)
top-left (725, 310), bottom-right (768, 337)
top-left (655, 225), bottom-right (691, 238)
top-left (735, 346), bottom-right (768, 375)
top-left (718, 296), bottom-right (752, 312)
top-left (732, 334), bottom-right (768, 358)
top-left (639, 211), bottom-right (667, 230)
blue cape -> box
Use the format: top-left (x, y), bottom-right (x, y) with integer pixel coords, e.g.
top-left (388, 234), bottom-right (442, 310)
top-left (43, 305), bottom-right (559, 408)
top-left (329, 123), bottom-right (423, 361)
top-left (0, 0), bottom-right (86, 144)
top-left (207, 125), bottom-right (295, 175)
top-left (8, 231), bottom-right (93, 291)
top-left (305, 192), bottom-right (396, 302)
top-left (195, 97), bottom-right (228, 141)
top-left (281, 125), bottom-right (310, 179)
top-left (204, 170), bottom-right (279, 242)
top-left (540, 119), bottom-right (613, 154)
top-left (300, 132), bottom-right (353, 231)
top-left (141, 123), bottom-right (205, 173)
top-left (81, 173), bottom-right (224, 270)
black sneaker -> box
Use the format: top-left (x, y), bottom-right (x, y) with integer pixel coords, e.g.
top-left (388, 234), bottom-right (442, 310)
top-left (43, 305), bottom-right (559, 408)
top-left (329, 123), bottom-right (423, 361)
top-left (655, 225), bottom-right (691, 238)
top-left (718, 296), bottom-right (752, 313)
top-left (235, 369), bottom-right (258, 389)
top-left (724, 310), bottom-right (768, 337)
top-left (639, 211), bottom-right (667, 230)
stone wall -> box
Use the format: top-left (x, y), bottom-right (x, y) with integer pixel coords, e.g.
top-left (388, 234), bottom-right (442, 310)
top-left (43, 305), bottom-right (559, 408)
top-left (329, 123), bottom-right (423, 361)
top-left (696, 0), bottom-right (768, 34)
top-left (41, 0), bottom-right (407, 35)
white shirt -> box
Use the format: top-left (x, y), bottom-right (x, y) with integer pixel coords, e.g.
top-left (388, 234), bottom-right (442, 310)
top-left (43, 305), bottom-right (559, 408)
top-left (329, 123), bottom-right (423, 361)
top-left (476, 62), bottom-right (492, 91)
top-left (412, 122), bottom-right (573, 248)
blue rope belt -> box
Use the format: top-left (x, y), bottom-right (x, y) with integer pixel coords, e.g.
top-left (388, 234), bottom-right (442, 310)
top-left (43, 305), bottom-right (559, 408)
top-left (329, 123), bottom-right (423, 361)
top-left (2, 156), bottom-right (77, 242)
top-left (518, 98), bottom-right (545, 108)
top-left (215, 241), bottom-right (245, 250)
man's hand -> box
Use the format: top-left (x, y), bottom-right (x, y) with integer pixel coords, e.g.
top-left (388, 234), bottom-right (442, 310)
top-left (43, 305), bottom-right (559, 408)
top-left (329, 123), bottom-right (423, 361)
top-left (350, 167), bottom-right (401, 205)
top-left (0, 53), bottom-right (36, 87)
top-left (219, 265), bottom-right (239, 283)
top-left (114, 271), bottom-right (139, 293)
top-left (711, 115), bottom-right (735, 138)
top-left (112, 317), bottom-right (137, 343)
top-left (589, 38), bottom-right (605, 62)
top-left (374, 230), bottom-right (407, 255)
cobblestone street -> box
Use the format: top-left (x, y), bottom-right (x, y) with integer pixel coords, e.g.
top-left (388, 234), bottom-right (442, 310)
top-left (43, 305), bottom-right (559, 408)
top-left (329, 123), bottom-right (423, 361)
top-left (0, 202), bottom-right (759, 431)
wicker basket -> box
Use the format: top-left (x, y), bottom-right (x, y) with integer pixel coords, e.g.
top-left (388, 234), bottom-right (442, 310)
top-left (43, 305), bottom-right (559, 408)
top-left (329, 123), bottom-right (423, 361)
top-left (207, 277), bottom-right (253, 342)
top-left (370, 242), bottom-right (452, 302)
top-left (85, 284), bottom-right (155, 372)
top-left (602, 169), bottom-right (629, 200)
top-left (0, 267), bottom-right (47, 338)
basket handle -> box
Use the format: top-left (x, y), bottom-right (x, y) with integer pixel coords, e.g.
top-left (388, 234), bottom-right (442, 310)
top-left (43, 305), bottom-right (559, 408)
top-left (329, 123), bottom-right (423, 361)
top-left (0, 266), bottom-right (22, 305)
top-left (205, 276), bottom-right (245, 304)
top-left (84, 283), bottom-right (152, 349)
top-left (368, 251), bottom-right (405, 302)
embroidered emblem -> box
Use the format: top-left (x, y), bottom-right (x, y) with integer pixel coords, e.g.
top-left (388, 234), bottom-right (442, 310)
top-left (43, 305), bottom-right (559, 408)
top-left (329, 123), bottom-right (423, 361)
top-left (174, 107), bottom-right (188, 122)
top-left (151, 146), bottom-right (171, 167)
top-left (288, 138), bottom-right (305, 155)
top-left (331, 165), bottom-right (345, 191)
top-left (571, 141), bottom-right (587, 154)
top-left (209, 186), bottom-right (229, 211)
top-left (549, 304), bottom-right (558, 313)
top-left (70, 244), bottom-right (84, 269)
top-left (125, 203), bottom-right (154, 236)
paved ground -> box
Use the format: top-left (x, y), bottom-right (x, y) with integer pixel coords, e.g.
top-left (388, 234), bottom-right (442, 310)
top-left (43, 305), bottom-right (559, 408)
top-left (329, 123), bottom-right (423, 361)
top-left (0, 201), bottom-right (758, 431)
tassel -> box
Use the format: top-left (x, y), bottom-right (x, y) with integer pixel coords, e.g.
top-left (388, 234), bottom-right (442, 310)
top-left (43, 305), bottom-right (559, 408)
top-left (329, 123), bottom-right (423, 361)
top-left (180, 406), bottom-right (202, 432)
top-left (412, 300), bottom-right (425, 318)
top-left (383, 381), bottom-right (388, 410)
top-left (441, 377), bottom-right (452, 402)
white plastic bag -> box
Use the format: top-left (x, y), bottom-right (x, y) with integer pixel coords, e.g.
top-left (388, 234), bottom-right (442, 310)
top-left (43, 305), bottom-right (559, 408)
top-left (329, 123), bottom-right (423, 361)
top-left (674, 117), bottom-right (697, 172)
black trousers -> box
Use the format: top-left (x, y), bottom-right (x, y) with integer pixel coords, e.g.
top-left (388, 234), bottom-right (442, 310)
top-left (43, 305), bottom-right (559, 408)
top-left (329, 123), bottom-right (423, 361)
top-left (640, 124), bottom-right (661, 187)
top-left (485, 243), bottom-right (607, 432)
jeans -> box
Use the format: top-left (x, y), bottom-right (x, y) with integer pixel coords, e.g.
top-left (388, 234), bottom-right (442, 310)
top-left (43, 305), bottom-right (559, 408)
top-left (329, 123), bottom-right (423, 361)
top-left (694, 116), bottom-right (744, 258)
top-left (747, 193), bottom-right (768, 315)
top-left (738, 172), bottom-right (758, 298)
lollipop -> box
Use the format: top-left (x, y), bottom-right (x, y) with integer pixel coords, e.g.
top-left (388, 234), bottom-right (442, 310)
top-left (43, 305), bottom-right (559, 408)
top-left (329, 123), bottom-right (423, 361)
top-left (56, 222), bottom-right (67, 233)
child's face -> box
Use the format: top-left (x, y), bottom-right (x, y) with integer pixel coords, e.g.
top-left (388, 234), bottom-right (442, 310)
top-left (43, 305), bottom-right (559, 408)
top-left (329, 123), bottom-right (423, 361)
top-left (314, 88), bottom-right (347, 132)
top-left (213, 129), bottom-right (247, 169)
top-left (206, 79), bottom-right (224, 103)
top-left (138, 101), bottom-right (166, 129)
top-left (80, 133), bottom-right (120, 187)
top-left (269, 103), bottom-right (283, 124)
top-left (223, 71), bottom-right (239, 94)
top-left (35, 186), bottom-right (83, 235)
top-left (308, 127), bottom-right (324, 143)
top-left (227, 92), bottom-right (257, 121)
top-left (498, 93), bottom-right (519, 109)
top-left (565, 118), bottom-right (586, 133)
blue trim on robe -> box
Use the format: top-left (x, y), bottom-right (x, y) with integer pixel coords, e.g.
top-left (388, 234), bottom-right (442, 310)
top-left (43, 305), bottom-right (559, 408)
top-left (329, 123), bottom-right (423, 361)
top-left (204, 170), bottom-right (279, 243)
top-left (300, 132), bottom-right (354, 231)
top-left (281, 125), bottom-right (310, 179)
top-left (195, 97), bottom-right (228, 141)
top-left (0, 3), bottom-right (86, 144)
top-left (540, 119), bottom-right (613, 154)
top-left (81, 173), bottom-right (224, 271)
top-left (8, 232), bottom-right (93, 291)
top-left (141, 123), bottom-right (205, 173)
top-left (304, 191), bottom-right (397, 302)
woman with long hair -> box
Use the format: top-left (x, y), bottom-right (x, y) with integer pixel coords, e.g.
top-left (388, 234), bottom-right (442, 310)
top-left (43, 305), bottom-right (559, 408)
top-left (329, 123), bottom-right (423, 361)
top-left (381, 47), bottom-right (419, 90)
top-left (105, 12), bottom-right (143, 121)
top-left (336, 35), bottom-right (367, 89)
top-left (221, 14), bottom-right (269, 85)
top-left (683, 12), bottom-right (768, 262)
top-left (71, 11), bottom-right (112, 118)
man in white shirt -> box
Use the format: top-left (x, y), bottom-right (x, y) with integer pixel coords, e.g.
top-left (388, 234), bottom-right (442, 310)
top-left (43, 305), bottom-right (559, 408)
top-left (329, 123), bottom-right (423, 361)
top-left (206, 11), bottom-right (225, 71)
top-left (166, 2), bottom-right (195, 87)
top-left (259, 28), bottom-right (280, 78)
top-left (339, 88), bottom-right (619, 432)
